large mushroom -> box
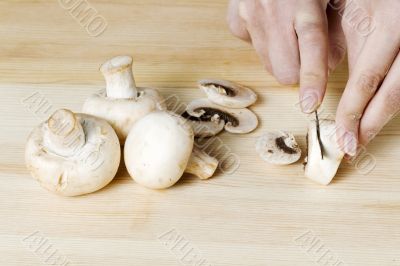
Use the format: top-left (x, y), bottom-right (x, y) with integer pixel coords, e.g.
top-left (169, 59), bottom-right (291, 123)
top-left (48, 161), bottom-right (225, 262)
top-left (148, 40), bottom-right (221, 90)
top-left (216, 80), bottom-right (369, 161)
top-left (198, 79), bottom-right (257, 108)
top-left (304, 118), bottom-right (345, 185)
top-left (25, 109), bottom-right (121, 196)
top-left (184, 98), bottom-right (258, 135)
top-left (124, 111), bottom-right (218, 189)
top-left (82, 55), bottom-right (166, 142)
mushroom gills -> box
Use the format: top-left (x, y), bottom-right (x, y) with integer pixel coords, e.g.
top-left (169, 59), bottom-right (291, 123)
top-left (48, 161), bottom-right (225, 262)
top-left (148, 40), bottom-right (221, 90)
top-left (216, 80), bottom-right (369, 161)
top-left (186, 98), bottom-right (258, 134)
top-left (181, 111), bottom-right (225, 137)
top-left (198, 79), bottom-right (257, 108)
top-left (304, 119), bottom-right (344, 185)
top-left (255, 131), bottom-right (301, 165)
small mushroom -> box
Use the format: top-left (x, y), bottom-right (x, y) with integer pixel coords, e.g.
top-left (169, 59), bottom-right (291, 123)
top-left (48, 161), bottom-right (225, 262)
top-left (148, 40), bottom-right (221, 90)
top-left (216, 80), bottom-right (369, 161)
top-left (255, 131), bottom-right (301, 165)
top-left (304, 119), bottom-right (344, 185)
top-left (82, 55), bottom-right (166, 142)
top-left (199, 79), bottom-right (257, 108)
top-left (25, 109), bottom-right (121, 196)
top-left (185, 98), bottom-right (258, 134)
top-left (124, 111), bottom-right (218, 189)
top-left (181, 110), bottom-right (225, 137)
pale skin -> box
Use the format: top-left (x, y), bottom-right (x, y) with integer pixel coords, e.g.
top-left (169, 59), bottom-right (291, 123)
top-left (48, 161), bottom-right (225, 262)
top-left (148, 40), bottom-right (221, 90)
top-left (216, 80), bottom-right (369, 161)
top-left (228, 0), bottom-right (400, 156)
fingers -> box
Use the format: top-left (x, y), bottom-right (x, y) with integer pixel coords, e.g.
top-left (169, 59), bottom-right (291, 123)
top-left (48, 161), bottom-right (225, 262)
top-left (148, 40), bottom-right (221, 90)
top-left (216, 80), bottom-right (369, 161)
top-left (358, 53), bottom-right (400, 145)
top-left (295, 1), bottom-right (329, 113)
top-left (267, 24), bottom-right (300, 85)
top-left (227, 0), bottom-right (250, 42)
top-left (327, 5), bottom-right (346, 72)
top-left (336, 31), bottom-right (400, 155)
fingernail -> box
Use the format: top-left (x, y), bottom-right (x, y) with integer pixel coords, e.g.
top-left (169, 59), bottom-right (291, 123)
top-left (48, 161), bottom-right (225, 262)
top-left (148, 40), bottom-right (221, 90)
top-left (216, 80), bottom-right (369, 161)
top-left (343, 131), bottom-right (357, 156)
top-left (300, 92), bottom-right (318, 113)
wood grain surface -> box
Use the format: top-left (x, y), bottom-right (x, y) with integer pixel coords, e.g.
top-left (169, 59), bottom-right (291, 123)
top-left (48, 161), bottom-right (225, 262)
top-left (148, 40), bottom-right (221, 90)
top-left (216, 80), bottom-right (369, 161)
top-left (1, 1), bottom-right (400, 265)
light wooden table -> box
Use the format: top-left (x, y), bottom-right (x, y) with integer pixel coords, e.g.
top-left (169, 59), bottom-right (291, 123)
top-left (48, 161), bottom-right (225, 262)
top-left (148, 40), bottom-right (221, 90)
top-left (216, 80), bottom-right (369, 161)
top-left (1, 1), bottom-right (400, 265)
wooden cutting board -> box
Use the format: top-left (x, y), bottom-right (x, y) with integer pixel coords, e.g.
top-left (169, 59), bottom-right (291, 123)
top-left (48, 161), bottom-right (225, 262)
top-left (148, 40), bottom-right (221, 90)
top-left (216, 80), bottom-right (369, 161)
top-left (1, 1), bottom-right (400, 265)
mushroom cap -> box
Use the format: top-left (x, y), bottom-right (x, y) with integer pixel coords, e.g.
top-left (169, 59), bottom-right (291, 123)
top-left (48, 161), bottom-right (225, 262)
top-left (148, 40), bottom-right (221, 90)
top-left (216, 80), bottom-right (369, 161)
top-left (255, 131), bottom-right (301, 165)
top-left (198, 79), bottom-right (257, 108)
top-left (186, 98), bottom-right (258, 134)
top-left (25, 112), bottom-right (121, 196)
top-left (82, 87), bottom-right (166, 142)
top-left (304, 119), bottom-right (345, 185)
top-left (124, 111), bottom-right (194, 189)
top-left (181, 111), bottom-right (225, 137)
top-left (100, 55), bottom-right (133, 74)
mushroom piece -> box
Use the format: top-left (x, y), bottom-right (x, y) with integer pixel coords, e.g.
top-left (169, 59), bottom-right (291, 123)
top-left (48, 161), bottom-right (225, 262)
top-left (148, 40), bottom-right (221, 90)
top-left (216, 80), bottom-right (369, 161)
top-left (124, 111), bottom-right (218, 189)
top-left (181, 110), bottom-right (225, 137)
top-left (185, 98), bottom-right (258, 134)
top-left (198, 79), bottom-right (257, 108)
top-left (82, 55), bottom-right (166, 143)
top-left (25, 109), bottom-right (121, 196)
top-left (304, 119), bottom-right (345, 185)
top-left (255, 131), bottom-right (301, 165)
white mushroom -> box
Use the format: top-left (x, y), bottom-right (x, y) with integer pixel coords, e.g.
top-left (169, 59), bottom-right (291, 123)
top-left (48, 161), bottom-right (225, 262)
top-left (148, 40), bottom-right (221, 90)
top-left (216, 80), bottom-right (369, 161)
top-left (255, 131), bottom-right (301, 165)
top-left (82, 55), bottom-right (166, 142)
top-left (124, 111), bottom-right (218, 189)
top-left (25, 109), bottom-right (121, 196)
top-left (304, 119), bottom-right (345, 185)
top-left (185, 98), bottom-right (258, 134)
top-left (181, 110), bottom-right (225, 137)
top-left (199, 79), bottom-right (257, 108)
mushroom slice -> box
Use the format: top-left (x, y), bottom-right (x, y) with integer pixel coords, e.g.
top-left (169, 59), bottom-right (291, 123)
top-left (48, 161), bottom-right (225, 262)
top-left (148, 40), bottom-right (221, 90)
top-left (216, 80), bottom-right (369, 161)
top-left (198, 79), bottom-right (257, 108)
top-left (186, 98), bottom-right (258, 134)
top-left (181, 111), bottom-right (225, 137)
top-left (304, 119), bottom-right (345, 185)
top-left (255, 131), bottom-right (301, 165)
top-left (25, 109), bottom-right (121, 196)
top-left (124, 111), bottom-right (218, 189)
top-left (83, 55), bottom-right (166, 143)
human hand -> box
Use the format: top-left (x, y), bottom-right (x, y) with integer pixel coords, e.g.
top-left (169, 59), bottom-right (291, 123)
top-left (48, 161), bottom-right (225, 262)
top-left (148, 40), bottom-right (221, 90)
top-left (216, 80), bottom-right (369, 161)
top-left (335, 0), bottom-right (400, 156)
top-left (227, 0), bottom-right (346, 113)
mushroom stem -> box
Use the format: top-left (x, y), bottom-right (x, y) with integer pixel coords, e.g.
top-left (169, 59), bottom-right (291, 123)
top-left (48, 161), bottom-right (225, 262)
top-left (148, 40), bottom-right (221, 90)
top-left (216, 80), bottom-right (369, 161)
top-left (45, 109), bottom-right (85, 157)
top-left (100, 55), bottom-right (138, 99)
top-left (185, 147), bottom-right (218, 180)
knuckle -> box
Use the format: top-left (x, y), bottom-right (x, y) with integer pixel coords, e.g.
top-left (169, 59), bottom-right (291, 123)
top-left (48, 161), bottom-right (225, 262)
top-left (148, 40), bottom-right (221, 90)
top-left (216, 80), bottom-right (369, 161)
top-left (355, 71), bottom-right (382, 96)
top-left (301, 71), bottom-right (327, 84)
top-left (295, 19), bottom-right (325, 36)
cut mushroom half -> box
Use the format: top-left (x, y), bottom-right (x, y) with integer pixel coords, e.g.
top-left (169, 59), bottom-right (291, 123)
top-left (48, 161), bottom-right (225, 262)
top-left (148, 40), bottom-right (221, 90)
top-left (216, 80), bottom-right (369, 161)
top-left (181, 110), bottom-right (225, 137)
top-left (25, 109), bottom-right (121, 196)
top-left (124, 111), bottom-right (218, 189)
top-left (255, 131), bottom-right (301, 165)
top-left (304, 118), bottom-right (344, 185)
top-left (199, 79), bottom-right (257, 108)
top-left (83, 55), bottom-right (166, 143)
top-left (185, 98), bottom-right (258, 134)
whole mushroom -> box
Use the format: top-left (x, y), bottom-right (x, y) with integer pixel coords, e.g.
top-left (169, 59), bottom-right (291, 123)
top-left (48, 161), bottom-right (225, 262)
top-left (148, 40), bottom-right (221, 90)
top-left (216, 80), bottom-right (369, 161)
top-left (304, 119), bottom-right (345, 185)
top-left (83, 55), bottom-right (166, 142)
top-left (25, 109), bottom-right (121, 196)
top-left (124, 111), bottom-right (219, 189)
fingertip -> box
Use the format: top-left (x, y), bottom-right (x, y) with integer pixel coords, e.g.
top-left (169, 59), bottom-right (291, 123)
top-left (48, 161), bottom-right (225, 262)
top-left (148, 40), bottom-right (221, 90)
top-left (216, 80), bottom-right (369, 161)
top-left (299, 90), bottom-right (321, 114)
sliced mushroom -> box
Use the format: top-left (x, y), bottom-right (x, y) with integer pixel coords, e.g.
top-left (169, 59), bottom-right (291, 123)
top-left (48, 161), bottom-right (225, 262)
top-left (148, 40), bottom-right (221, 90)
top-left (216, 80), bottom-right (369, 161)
top-left (124, 111), bottom-right (218, 189)
top-left (255, 131), bottom-right (301, 165)
top-left (304, 119), bottom-right (344, 185)
top-left (25, 109), bottom-right (121, 196)
top-left (199, 79), bottom-right (257, 108)
top-left (186, 98), bottom-right (258, 134)
top-left (181, 111), bottom-right (225, 137)
top-left (82, 55), bottom-right (166, 143)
